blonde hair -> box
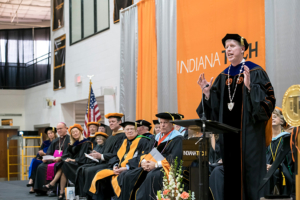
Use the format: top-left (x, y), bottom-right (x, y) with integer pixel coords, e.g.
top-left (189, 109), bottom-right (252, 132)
top-left (70, 128), bottom-right (85, 145)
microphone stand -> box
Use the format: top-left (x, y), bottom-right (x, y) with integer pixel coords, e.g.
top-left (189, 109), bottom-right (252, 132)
top-left (199, 84), bottom-right (209, 200)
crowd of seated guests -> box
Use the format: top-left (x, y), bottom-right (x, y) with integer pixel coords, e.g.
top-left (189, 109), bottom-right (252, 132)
top-left (26, 110), bottom-right (297, 200)
top-left (26, 112), bottom-right (185, 200)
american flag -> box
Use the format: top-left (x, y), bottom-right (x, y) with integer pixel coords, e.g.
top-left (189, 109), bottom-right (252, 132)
top-left (83, 86), bottom-right (101, 137)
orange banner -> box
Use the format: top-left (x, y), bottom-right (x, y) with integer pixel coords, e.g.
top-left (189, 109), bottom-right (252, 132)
top-left (177, 0), bottom-right (265, 119)
top-left (136, 0), bottom-right (158, 124)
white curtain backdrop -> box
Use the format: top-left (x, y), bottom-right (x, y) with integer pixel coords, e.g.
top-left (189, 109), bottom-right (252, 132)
top-left (265, 0), bottom-right (300, 106)
top-left (119, 5), bottom-right (138, 121)
top-left (156, 0), bottom-right (178, 113)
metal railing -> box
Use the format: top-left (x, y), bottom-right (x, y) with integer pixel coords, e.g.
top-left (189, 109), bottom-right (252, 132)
top-left (0, 52), bottom-right (51, 89)
top-left (7, 133), bottom-right (43, 181)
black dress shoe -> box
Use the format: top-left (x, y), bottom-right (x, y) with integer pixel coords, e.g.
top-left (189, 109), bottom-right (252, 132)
top-left (43, 184), bottom-right (55, 190)
top-left (35, 192), bottom-right (47, 196)
top-left (58, 193), bottom-right (65, 200)
top-left (29, 191), bottom-right (35, 194)
top-left (48, 191), bottom-right (57, 197)
top-left (26, 183), bottom-right (34, 187)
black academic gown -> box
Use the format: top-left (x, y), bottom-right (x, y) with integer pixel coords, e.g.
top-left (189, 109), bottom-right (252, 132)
top-left (75, 132), bottom-right (126, 197)
top-left (89, 136), bottom-right (151, 200)
top-left (142, 132), bottom-right (153, 139)
top-left (74, 143), bottom-right (105, 197)
top-left (118, 134), bottom-right (183, 200)
top-left (197, 61), bottom-right (275, 200)
top-left (88, 135), bottom-right (97, 148)
top-left (265, 133), bottom-right (294, 196)
top-left (34, 135), bottom-right (70, 192)
top-left (56, 139), bottom-right (92, 183)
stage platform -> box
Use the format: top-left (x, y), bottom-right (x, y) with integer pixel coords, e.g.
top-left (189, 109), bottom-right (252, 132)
top-left (0, 180), bottom-right (50, 200)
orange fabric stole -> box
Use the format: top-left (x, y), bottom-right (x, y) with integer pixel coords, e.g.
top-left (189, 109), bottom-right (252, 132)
top-left (89, 138), bottom-right (141, 196)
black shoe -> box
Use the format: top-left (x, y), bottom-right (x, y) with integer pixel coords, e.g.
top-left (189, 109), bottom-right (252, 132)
top-left (26, 183), bottom-right (34, 187)
top-left (35, 192), bottom-right (47, 196)
top-left (43, 184), bottom-right (55, 190)
top-left (29, 191), bottom-right (35, 194)
top-left (58, 193), bottom-right (65, 200)
top-left (48, 191), bottom-right (57, 197)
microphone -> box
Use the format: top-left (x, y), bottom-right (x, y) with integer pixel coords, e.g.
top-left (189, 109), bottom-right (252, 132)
top-left (201, 84), bottom-right (210, 120)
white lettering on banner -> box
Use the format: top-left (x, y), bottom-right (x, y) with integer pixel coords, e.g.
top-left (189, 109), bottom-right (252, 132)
top-left (177, 52), bottom-right (221, 74)
top-left (183, 151), bottom-right (199, 156)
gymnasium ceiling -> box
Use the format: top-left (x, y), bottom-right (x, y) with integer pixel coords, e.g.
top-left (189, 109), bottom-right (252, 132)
top-left (0, 0), bottom-right (50, 29)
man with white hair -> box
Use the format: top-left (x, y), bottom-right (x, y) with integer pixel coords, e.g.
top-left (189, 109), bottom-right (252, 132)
top-left (114, 112), bottom-right (183, 200)
top-left (75, 113), bottom-right (126, 199)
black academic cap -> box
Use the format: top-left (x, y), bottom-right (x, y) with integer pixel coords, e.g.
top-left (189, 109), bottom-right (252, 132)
top-left (222, 34), bottom-right (248, 51)
top-left (172, 113), bottom-right (185, 120)
top-left (136, 120), bottom-right (152, 131)
top-left (120, 121), bottom-right (141, 128)
top-left (44, 127), bottom-right (57, 134)
top-left (99, 123), bottom-right (108, 127)
top-left (155, 112), bottom-right (175, 121)
top-left (153, 120), bottom-right (159, 125)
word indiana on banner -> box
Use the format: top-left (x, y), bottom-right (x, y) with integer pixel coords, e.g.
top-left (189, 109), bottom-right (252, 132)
top-left (177, 0), bottom-right (265, 119)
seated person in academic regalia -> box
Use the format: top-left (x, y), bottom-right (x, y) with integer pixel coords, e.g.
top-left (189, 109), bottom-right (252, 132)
top-left (43, 124), bottom-right (92, 200)
top-left (93, 132), bottom-right (108, 153)
top-left (172, 113), bottom-right (188, 138)
top-left (153, 120), bottom-right (160, 136)
top-left (33, 122), bottom-right (70, 197)
top-left (87, 122), bottom-right (100, 147)
top-left (98, 123), bottom-right (108, 133)
top-left (136, 119), bottom-right (153, 138)
top-left (209, 134), bottom-right (222, 173)
top-left (265, 107), bottom-right (294, 196)
top-left (89, 121), bottom-right (151, 200)
top-left (112, 112), bottom-right (183, 200)
top-left (75, 113), bottom-right (126, 198)
top-left (74, 131), bottom-right (108, 197)
top-left (27, 127), bottom-right (57, 194)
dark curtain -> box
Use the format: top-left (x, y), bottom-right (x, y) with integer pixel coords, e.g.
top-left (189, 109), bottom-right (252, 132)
top-left (0, 27), bottom-right (50, 89)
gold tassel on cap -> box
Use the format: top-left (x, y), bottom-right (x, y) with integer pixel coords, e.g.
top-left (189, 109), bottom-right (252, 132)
top-left (135, 122), bottom-right (137, 130)
top-left (241, 37), bottom-right (244, 46)
top-left (165, 112), bottom-right (174, 121)
top-left (52, 127), bottom-right (55, 132)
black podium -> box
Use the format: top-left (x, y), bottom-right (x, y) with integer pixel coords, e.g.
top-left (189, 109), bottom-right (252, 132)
top-left (172, 119), bottom-right (240, 200)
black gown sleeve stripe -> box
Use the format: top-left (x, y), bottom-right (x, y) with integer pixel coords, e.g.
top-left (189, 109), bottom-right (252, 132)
top-left (249, 68), bottom-right (276, 122)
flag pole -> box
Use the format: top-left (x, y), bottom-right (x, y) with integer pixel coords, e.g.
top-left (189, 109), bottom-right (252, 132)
top-left (87, 75), bottom-right (94, 136)
top-left (87, 80), bottom-right (92, 123)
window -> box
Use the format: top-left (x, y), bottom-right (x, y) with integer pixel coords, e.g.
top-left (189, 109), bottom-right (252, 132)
top-left (70, 0), bottom-right (109, 45)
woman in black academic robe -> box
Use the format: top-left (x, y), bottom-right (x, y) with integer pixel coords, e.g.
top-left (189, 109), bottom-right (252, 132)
top-left (265, 108), bottom-right (294, 196)
top-left (75, 132), bottom-right (109, 197)
top-left (33, 133), bottom-right (70, 196)
top-left (27, 127), bottom-right (57, 193)
top-left (43, 124), bottom-right (92, 200)
top-left (88, 121), bottom-right (151, 200)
